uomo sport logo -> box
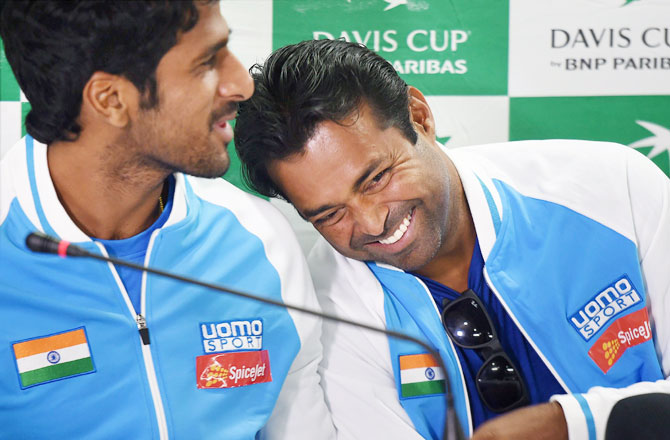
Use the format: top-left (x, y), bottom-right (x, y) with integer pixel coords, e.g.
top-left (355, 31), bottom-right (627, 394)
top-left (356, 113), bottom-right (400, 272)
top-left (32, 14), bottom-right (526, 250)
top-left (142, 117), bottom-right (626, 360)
top-left (569, 275), bottom-right (642, 341)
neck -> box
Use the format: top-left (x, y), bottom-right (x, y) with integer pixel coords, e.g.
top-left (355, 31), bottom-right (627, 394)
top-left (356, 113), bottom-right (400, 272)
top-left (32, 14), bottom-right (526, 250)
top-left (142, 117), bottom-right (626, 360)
top-left (413, 157), bottom-right (476, 293)
top-left (47, 137), bottom-right (170, 240)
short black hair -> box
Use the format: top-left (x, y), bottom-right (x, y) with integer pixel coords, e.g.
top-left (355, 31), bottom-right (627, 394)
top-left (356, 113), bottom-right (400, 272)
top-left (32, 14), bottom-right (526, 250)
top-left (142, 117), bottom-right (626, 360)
top-left (234, 39), bottom-right (417, 200)
top-left (0, 0), bottom-right (215, 145)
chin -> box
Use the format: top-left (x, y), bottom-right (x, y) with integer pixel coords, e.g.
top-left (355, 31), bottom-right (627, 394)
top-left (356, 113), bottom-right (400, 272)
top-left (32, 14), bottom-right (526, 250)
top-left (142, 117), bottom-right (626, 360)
top-left (385, 248), bottom-right (436, 272)
top-left (182, 159), bottom-right (230, 178)
top-left (196, 150), bottom-right (231, 177)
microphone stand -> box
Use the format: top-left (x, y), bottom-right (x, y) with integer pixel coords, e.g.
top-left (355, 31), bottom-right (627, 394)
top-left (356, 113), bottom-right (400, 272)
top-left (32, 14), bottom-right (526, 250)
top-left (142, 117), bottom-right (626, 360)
top-left (26, 232), bottom-right (466, 440)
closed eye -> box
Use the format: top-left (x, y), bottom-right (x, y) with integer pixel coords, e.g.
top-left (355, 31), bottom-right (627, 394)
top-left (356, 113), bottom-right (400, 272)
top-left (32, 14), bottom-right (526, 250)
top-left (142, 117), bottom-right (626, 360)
top-left (202, 54), bottom-right (217, 67)
top-left (366, 168), bottom-right (391, 192)
top-left (372, 170), bottom-right (386, 182)
top-left (313, 209), bottom-right (344, 227)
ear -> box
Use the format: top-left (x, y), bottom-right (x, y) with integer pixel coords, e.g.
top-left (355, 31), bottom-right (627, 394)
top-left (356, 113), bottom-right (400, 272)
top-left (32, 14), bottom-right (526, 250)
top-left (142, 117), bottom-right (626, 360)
top-left (81, 72), bottom-right (135, 128)
top-left (407, 86), bottom-right (436, 140)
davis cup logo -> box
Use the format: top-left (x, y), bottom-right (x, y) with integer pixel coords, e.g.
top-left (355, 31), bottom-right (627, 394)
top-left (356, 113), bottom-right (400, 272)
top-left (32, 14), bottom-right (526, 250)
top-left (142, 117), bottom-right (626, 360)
top-left (628, 120), bottom-right (670, 163)
top-left (275, 0), bottom-right (506, 95)
top-left (384, 0), bottom-right (407, 11)
top-left (343, 0), bottom-right (429, 12)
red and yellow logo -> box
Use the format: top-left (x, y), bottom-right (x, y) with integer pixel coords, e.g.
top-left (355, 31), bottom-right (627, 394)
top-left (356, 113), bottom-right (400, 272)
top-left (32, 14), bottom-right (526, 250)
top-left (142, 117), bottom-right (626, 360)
top-left (196, 350), bottom-right (271, 389)
top-left (588, 308), bottom-right (652, 373)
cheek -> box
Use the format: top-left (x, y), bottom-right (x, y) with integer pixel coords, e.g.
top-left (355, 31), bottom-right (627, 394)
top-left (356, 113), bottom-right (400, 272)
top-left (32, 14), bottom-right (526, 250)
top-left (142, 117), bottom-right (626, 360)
top-left (318, 223), bottom-right (353, 250)
top-left (169, 81), bottom-right (216, 118)
top-left (378, 176), bottom-right (418, 205)
top-left (201, 71), bottom-right (220, 100)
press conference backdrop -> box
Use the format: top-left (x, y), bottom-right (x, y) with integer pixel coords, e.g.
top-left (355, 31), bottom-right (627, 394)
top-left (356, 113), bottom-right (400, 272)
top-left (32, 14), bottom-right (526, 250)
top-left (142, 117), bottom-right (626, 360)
top-left (2, 0), bottom-right (669, 251)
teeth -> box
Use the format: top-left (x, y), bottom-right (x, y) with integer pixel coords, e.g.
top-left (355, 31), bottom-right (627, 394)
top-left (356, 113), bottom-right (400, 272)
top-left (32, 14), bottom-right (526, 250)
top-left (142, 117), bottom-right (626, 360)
top-left (379, 211), bottom-right (412, 245)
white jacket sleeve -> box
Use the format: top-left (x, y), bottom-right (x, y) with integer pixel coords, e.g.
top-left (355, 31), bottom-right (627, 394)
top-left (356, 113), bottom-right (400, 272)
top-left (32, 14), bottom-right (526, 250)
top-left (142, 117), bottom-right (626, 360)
top-left (308, 239), bottom-right (424, 440)
top-left (552, 149), bottom-right (670, 440)
top-left (259, 237), bottom-right (336, 440)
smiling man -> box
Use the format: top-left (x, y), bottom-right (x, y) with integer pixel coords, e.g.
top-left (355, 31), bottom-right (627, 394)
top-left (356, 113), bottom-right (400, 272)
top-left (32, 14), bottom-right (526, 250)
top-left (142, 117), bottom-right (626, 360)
top-left (0, 2), bottom-right (334, 438)
top-left (234, 39), bottom-right (670, 439)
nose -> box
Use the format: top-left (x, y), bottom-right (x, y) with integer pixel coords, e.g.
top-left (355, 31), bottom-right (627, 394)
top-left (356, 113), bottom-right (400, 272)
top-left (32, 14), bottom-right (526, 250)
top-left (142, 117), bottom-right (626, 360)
top-left (352, 201), bottom-right (388, 238)
top-left (217, 51), bottom-right (254, 102)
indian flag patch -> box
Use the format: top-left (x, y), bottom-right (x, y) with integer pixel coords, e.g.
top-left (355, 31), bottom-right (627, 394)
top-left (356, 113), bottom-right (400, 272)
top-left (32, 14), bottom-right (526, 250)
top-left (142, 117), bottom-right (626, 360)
top-left (399, 353), bottom-right (445, 398)
top-left (12, 327), bottom-right (95, 389)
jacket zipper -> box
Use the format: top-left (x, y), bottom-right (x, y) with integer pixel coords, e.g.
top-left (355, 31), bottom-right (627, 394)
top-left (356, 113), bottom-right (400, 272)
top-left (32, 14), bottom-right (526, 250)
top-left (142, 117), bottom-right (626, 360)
top-left (136, 314), bottom-right (150, 345)
top-left (95, 240), bottom-right (169, 439)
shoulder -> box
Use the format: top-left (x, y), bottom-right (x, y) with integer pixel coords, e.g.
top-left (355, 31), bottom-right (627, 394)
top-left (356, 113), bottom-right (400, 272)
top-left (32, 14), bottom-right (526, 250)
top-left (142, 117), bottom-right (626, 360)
top-left (308, 238), bottom-right (387, 325)
top-left (450, 139), bottom-right (639, 178)
top-left (308, 238), bottom-right (375, 292)
top-left (451, 140), bottom-right (658, 238)
top-left (1, 137), bottom-right (31, 227)
top-left (186, 176), bottom-right (298, 244)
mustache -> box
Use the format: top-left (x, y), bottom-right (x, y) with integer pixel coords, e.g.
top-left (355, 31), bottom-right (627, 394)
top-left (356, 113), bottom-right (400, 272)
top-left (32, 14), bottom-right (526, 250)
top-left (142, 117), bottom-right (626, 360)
top-left (209, 102), bottom-right (240, 125)
top-left (350, 205), bottom-right (413, 248)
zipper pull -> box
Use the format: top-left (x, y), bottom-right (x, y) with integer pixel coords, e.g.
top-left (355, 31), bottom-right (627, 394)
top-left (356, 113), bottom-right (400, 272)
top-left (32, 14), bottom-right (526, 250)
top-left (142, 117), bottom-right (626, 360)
top-left (136, 314), bottom-right (151, 345)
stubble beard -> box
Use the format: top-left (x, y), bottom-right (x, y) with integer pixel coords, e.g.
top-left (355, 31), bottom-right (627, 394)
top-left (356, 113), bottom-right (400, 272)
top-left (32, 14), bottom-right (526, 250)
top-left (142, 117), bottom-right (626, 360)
top-left (174, 139), bottom-right (231, 178)
top-left (382, 206), bottom-right (446, 272)
top-left (123, 112), bottom-right (231, 179)
top-left (339, 202), bottom-right (446, 271)
top-left (371, 179), bottom-right (452, 271)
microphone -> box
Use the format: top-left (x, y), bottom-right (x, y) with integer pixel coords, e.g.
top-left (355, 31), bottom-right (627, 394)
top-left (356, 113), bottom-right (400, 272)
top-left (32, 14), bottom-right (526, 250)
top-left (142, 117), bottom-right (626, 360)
top-left (26, 231), bottom-right (465, 440)
top-left (26, 231), bottom-right (88, 257)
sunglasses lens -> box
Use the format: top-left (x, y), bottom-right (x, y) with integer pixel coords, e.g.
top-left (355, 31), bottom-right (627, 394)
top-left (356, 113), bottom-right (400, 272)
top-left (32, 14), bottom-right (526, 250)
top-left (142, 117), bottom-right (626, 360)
top-left (477, 354), bottom-right (525, 412)
top-left (443, 298), bottom-right (494, 347)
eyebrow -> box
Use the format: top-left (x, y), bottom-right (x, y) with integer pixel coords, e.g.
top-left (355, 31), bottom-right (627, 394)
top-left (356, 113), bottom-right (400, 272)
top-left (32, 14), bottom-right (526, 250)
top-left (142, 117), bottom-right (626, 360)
top-left (301, 158), bottom-right (383, 219)
top-left (302, 203), bottom-right (338, 220)
top-left (193, 32), bottom-right (230, 64)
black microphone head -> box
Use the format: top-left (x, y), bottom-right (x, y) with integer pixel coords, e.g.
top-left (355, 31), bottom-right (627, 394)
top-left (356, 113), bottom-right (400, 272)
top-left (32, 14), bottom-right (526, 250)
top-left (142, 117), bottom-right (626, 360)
top-left (25, 232), bottom-right (61, 254)
top-left (25, 232), bottom-right (88, 257)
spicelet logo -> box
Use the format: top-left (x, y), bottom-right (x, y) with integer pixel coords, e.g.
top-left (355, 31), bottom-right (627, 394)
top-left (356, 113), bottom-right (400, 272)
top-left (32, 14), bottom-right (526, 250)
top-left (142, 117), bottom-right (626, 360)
top-left (587, 308), bottom-right (652, 373)
top-left (628, 120), bottom-right (670, 163)
top-left (196, 350), bottom-right (272, 389)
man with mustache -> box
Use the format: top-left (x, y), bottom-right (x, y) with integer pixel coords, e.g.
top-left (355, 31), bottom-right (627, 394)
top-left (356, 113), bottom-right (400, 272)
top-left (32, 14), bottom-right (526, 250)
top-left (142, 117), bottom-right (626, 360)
top-left (0, 1), bottom-right (334, 438)
top-left (234, 39), bottom-right (670, 439)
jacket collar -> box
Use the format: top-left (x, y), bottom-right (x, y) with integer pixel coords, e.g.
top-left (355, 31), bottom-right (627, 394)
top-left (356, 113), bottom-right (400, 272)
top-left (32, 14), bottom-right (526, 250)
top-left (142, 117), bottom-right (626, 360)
top-left (445, 147), bottom-right (503, 262)
top-left (15, 136), bottom-right (190, 242)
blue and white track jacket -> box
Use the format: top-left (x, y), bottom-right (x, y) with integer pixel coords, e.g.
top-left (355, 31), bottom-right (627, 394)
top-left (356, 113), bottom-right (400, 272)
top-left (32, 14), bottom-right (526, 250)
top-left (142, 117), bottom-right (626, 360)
top-left (0, 137), bottom-right (335, 439)
top-left (309, 140), bottom-right (670, 440)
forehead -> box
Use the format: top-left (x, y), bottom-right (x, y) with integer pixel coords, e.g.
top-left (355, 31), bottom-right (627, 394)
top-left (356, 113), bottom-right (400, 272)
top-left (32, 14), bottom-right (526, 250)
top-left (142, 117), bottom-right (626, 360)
top-left (160, 3), bottom-right (229, 64)
top-left (269, 108), bottom-right (396, 212)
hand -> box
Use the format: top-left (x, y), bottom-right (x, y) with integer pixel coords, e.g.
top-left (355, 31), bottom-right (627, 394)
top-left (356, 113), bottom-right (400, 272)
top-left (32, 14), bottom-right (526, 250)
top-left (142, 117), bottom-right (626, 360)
top-left (470, 401), bottom-right (568, 440)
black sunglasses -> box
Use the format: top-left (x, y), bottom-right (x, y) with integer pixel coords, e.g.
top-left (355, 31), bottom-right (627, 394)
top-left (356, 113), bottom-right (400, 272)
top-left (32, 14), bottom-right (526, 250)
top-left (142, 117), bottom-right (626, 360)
top-left (441, 289), bottom-right (529, 412)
